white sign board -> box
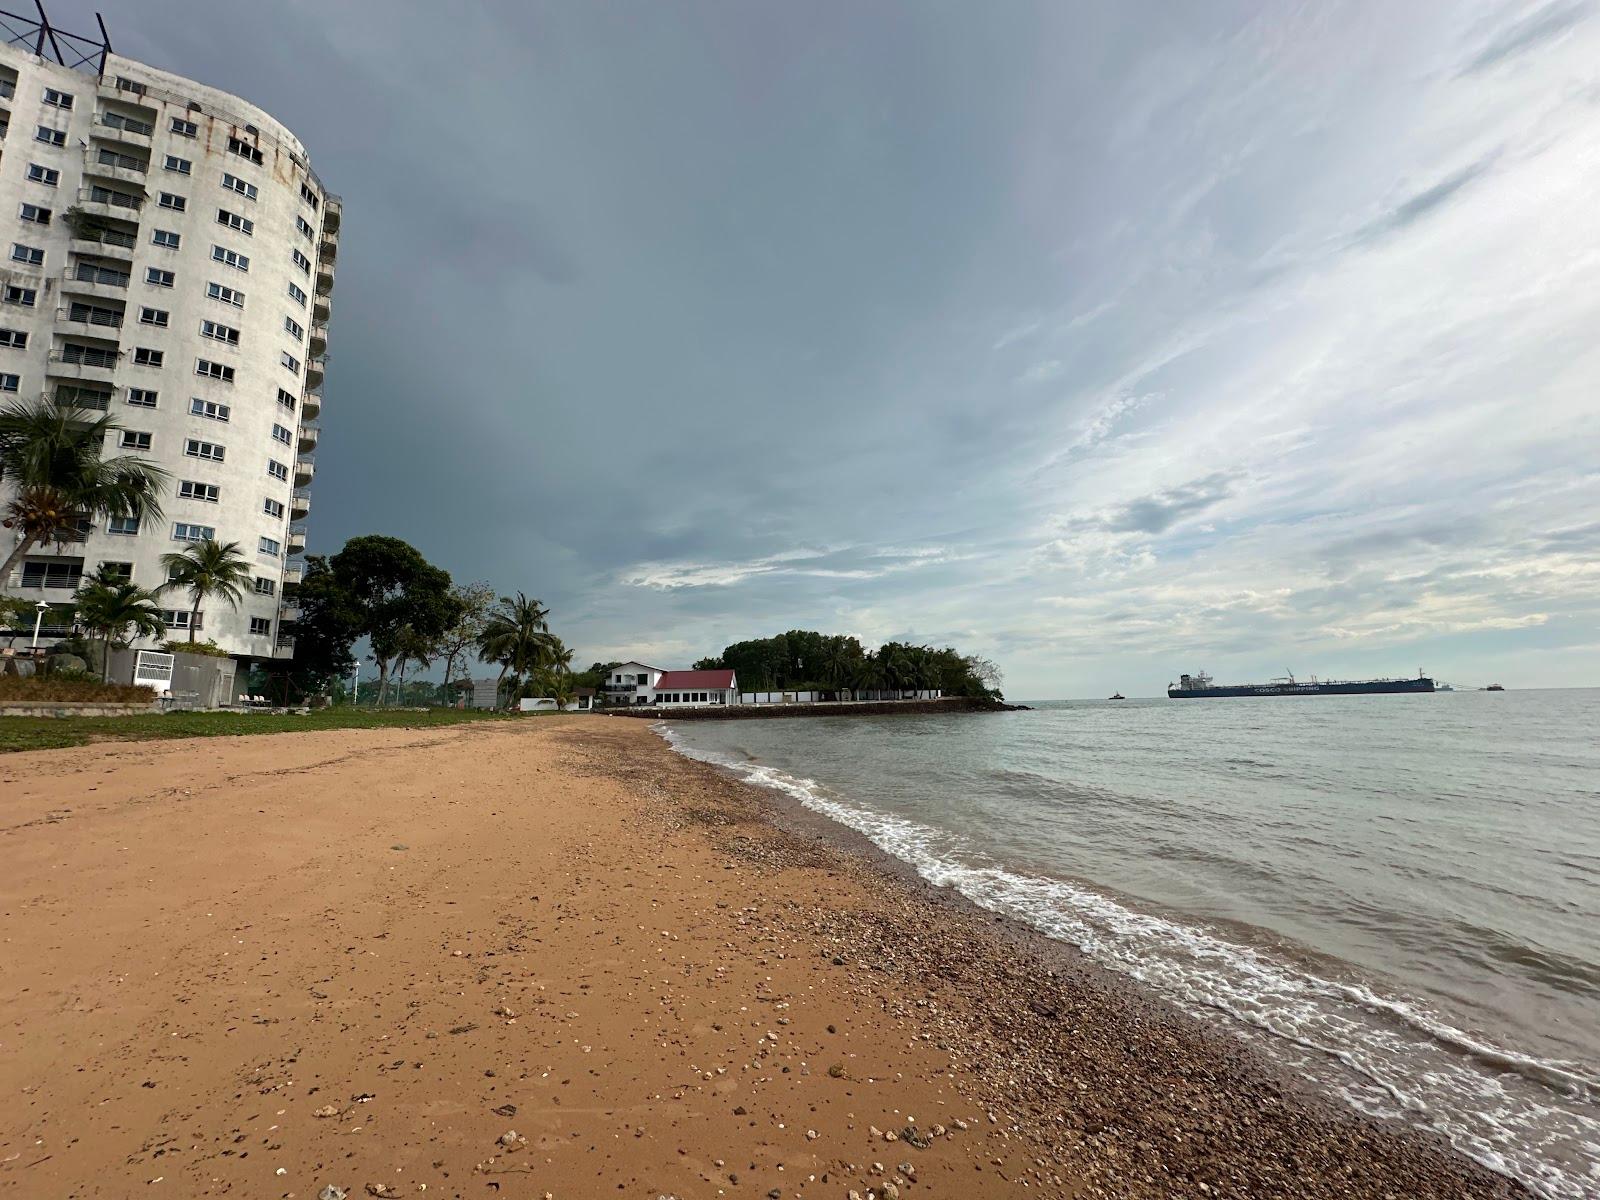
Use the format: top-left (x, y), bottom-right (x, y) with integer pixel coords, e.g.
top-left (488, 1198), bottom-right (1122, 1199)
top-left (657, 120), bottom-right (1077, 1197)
top-left (471, 677), bottom-right (499, 709)
top-left (133, 650), bottom-right (175, 692)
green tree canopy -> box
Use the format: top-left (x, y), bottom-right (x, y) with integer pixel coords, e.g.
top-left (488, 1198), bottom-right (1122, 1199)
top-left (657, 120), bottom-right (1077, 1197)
top-left (159, 539), bottom-right (251, 643)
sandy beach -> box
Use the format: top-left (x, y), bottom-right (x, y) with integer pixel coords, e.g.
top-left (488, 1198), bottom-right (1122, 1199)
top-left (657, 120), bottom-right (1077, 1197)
top-left (0, 717), bottom-right (1526, 1199)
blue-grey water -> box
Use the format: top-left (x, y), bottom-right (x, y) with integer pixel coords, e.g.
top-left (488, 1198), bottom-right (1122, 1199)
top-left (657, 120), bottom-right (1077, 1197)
top-left (661, 689), bottom-right (1600, 1199)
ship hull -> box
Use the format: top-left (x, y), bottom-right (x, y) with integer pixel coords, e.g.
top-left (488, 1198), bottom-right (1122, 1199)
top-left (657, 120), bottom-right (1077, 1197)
top-left (1169, 678), bottom-right (1434, 699)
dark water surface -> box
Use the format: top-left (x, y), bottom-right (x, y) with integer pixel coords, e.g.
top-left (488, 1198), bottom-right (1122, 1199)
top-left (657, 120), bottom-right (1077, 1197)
top-left (663, 689), bottom-right (1600, 1199)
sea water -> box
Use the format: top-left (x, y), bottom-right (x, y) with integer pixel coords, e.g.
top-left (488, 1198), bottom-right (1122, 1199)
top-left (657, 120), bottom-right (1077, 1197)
top-left (662, 689), bottom-right (1600, 1199)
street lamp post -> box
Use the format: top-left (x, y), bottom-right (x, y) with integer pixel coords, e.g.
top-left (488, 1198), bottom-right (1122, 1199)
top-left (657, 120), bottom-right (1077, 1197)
top-left (349, 659), bottom-right (359, 707)
top-left (30, 600), bottom-right (49, 650)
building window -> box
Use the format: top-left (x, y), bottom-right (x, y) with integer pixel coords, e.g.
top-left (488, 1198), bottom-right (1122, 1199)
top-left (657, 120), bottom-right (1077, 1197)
top-left (138, 306), bottom-right (169, 327)
top-left (98, 561), bottom-right (134, 582)
top-left (207, 281), bottom-right (246, 308)
top-left (280, 351), bottom-right (301, 375)
top-left (267, 459), bottom-right (289, 482)
top-left (34, 125), bottom-right (66, 147)
top-left (221, 172), bottom-right (258, 201)
top-left (253, 576), bottom-right (276, 596)
top-left (0, 328), bottom-right (27, 349)
top-left (20, 559), bottom-right (84, 589)
top-left (127, 387), bottom-right (158, 408)
top-left (258, 535), bottom-right (281, 556)
top-left (200, 319), bottom-right (240, 345)
top-left (172, 522), bottom-right (215, 542)
top-left (249, 616), bottom-right (272, 636)
top-left (164, 154), bottom-right (192, 175)
top-left (5, 285), bottom-right (37, 306)
top-left (296, 214), bottom-right (315, 239)
top-left (0, 372), bottom-right (18, 392)
top-left (108, 515), bottom-right (141, 535)
top-left (287, 281), bottom-right (308, 306)
top-left (227, 136), bottom-right (264, 165)
top-left (217, 208), bottom-right (254, 236)
top-left (170, 116), bottom-right (197, 137)
top-left (145, 267), bottom-right (175, 288)
top-left (132, 348), bottom-right (164, 367)
top-left (271, 422), bottom-right (293, 446)
top-left (119, 430), bottom-right (152, 450)
top-left (158, 192), bottom-right (187, 212)
top-left (178, 480), bottom-right (220, 503)
top-left (292, 249), bottom-right (313, 275)
top-left (10, 243), bottom-right (42, 266)
top-left (41, 87), bottom-right (73, 109)
top-left (161, 609), bottom-right (201, 630)
top-left (26, 163), bottom-right (60, 186)
top-left (283, 316), bottom-right (304, 341)
top-left (190, 397), bottom-right (231, 421)
top-left (18, 203), bottom-right (51, 225)
top-left (276, 388), bottom-right (297, 412)
top-left (195, 359), bottom-right (234, 382)
top-left (184, 438), bottom-right (225, 462)
top-left (95, 147), bottom-right (148, 174)
top-left (263, 497), bottom-right (285, 519)
top-left (151, 229), bottom-right (181, 249)
top-left (212, 245), bottom-right (249, 272)
top-left (300, 181), bottom-right (320, 209)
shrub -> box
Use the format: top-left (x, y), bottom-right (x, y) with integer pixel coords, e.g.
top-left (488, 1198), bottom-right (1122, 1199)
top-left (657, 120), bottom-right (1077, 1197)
top-left (0, 675), bottom-right (155, 703)
top-left (162, 639), bottom-right (231, 658)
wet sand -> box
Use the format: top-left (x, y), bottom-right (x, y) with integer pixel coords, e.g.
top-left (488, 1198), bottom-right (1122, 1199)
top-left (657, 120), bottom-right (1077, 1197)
top-left (0, 717), bottom-right (1526, 1198)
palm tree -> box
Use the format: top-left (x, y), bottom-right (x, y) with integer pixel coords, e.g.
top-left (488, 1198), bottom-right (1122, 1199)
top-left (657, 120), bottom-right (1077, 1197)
top-left (159, 539), bottom-right (251, 643)
top-left (74, 565), bottom-right (166, 681)
top-left (0, 396), bottom-right (167, 580)
top-left (475, 591), bottom-right (552, 708)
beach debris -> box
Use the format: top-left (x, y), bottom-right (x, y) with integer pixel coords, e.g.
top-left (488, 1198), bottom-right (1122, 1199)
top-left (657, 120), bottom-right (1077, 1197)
top-left (806, 1128), bottom-right (819, 1140)
top-left (317, 1188), bottom-right (347, 1200)
top-left (497, 1129), bottom-right (526, 1150)
top-left (882, 1129), bottom-right (898, 1143)
top-left (883, 1185), bottom-right (901, 1200)
top-left (897, 1162), bottom-right (916, 1181)
top-left (827, 1063), bottom-right (846, 1078)
top-left (449, 1023), bottom-right (478, 1035)
top-left (492, 1004), bottom-right (516, 1019)
top-left (491, 1103), bottom-right (517, 1117)
top-left (390, 844), bottom-right (408, 851)
top-left (364, 1185), bottom-right (393, 1197)
top-left (899, 1125), bottom-right (932, 1149)
top-left (312, 1104), bottom-right (340, 1118)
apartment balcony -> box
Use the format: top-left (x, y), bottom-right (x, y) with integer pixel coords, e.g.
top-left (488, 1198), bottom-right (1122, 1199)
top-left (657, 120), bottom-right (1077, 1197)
top-left (308, 322), bottom-right (328, 355)
top-left (318, 227), bottom-right (338, 261)
top-left (68, 229), bottom-right (138, 262)
top-left (323, 195), bottom-right (341, 233)
top-left (48, 347), bottom-right (121, 383)
top-left (55, 305), bottom-right (125, 331)
top-left (312, 292), bottom-right (330, 323)
top-left (93, 114), bottom-right (153, 149)
top-left (296, 424), bottom-right (319, 453)
top-left (64, 263), bottom-right (132, 298)
top-left (273, 634), bottom-right (296, 657)
top-left (279, 603), bottom-right (304, 623)
top-left (282, 563), bottom-right (304, 586)
top-left (300, 390), bottom-right (322, 419)
top-left (294, 457), bottom-right (314, 485)
top-left (74, 185), bottom-right (144, 220)
top-left (314, 258), bottom-right (335, 295)
top-left (84, 158), bottom-right (148, 188)
top-left (290, 489), bottom-right (311, 519)
top-left (305, 356), bottom-right (325, 388)
top-left (287, 525), bottom-right (307, 554)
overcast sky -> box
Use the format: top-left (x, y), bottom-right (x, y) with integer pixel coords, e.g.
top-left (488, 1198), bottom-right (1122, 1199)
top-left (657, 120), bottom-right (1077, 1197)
top-left (54, 1), bottom-right (1600, 697)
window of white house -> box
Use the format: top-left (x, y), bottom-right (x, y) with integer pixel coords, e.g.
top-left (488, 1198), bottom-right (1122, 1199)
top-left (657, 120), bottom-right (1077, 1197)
top-left (41, 87), bottom-right (73, 108)
top-left (172, 522), bottom-right (214, 542)
top-left (26, 163), bottom-right (60, 186)
top-left (158, 192), bottom-right (186, 212)
top-left (138, 306), bottom-right (169, 326)
top-left (5, 285), bottom-right (37, 306)
top-left (127, 387), bottom-right (158, 408)
top-left (10, 243), bottom-right (42, 266)
top-left (119, 430), bottom-right (152, 449)
top-left (178, 480), bottom-right (219, 503)
top-left (20, 559), bottom-right (83, 589)
top-left (296, 214), bottom-right (315, 239)
top-left (151, 229), bottom-right (180, 249)
top-left (18, 203), bottom-right (50, 224)
top-left (280, 351), bottom-right (300, 374)
top-left (267, 459), bottom-right (289, 481)
top-left (207, 281), bottom-right (245, 308)
top-left (184, 438), bottom-right (225, 461)
top-left (33, 125), bottom-right (65, 147)
top-left (132, 347), bottom-right (164, 367)
top-left (276, 387), bottom-right (297, 412)
top-left (190, 397), bottom-right (230, 421)
top-left (212, 245), bottom-right (249, 271)
top-left (249, 616), bottom-right (272, 636)
top-left (0, 372), bottom-right (19, 392)
top-left (200, 319), bottom-right (240, 345)
top-left (258, 536), bottom-right (281, 556)
top-left (164, 154), bottom-right (192, 174)
top-left (263, 497), bottom-right (285, 519)
top-left (170, 117), bottom-right (197, 137)
top-left (108, 515), bottom-right (141, 535)
top-left (195, 359), bottom-right (234, 382)
top-left (283, 316), bottom-right (304, 341)
top-left (287, 281), bottom-right (307, 306)
top-left (300, 181), bottom-right (319, 208)
top-left (0, 328), bottom-right (27, 349)
top-left (146, 267), bottom-right (175, 287)
top-left (291, 248), bottom-right (311, 274)
top-left (270, 423), bottom-right (292, 446)
top-left (217, 208), bottom-right (253, 236)
top-left (221, 173), bottom-right (258, 200)
top-left (253, 576), bottom-right (276, 596)
top-left (161, 609), bottom-right (200, 630)
top-left (98, 561), bottom-right (133, 582)
top-left (228, 136), bottom-right (263, 165)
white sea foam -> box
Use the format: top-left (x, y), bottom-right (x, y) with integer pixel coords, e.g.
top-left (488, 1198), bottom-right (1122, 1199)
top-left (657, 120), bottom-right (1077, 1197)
top-left (659, 723), bottom-right (1600, 1200)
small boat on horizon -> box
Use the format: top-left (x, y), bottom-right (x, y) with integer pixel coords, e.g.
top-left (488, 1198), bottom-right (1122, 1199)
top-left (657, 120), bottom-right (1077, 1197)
top-left (1108, 692), bottom-right (1126, 700)
top-left (1483, 684), bottom-right (1505, 691)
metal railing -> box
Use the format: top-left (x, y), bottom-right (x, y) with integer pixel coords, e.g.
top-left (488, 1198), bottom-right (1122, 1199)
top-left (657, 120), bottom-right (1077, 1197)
top-left (93, 147), bottom-right (147, 173)
top-left (58, 304), bottom-right (124, 327)
top-left (98, 111), bottom-right (154, 138)
top-left (70, 262), bottom-right (130, 288)
top-left (70, 227), bottom-right (137, 250)
top-left (54, 346), bottom-right (121, 368)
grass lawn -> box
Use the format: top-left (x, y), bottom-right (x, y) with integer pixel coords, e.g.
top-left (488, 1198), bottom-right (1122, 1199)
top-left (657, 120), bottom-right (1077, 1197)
top-left (0, 706), bottom-right (529, 754)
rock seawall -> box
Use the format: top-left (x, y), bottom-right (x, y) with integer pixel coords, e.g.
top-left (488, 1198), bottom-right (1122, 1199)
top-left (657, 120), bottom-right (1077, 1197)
top-left (600, 696), bottom-right (1026, 720)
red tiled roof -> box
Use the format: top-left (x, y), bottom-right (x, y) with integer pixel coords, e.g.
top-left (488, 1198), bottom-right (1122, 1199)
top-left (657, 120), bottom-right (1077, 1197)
top-left (653, 670), bottom-right (736, 690)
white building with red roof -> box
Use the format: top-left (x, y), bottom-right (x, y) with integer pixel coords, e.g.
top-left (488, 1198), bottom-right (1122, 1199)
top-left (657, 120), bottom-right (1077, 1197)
top-left (651, 669), bottom-right (739, 707)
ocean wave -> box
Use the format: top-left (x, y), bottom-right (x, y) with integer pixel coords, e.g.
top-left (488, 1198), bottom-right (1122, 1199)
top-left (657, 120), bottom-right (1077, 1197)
top-left (659, 724), bottom-right (1600, 1200)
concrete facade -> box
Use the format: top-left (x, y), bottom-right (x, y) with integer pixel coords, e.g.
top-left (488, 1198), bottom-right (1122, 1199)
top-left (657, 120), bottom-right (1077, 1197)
top-left (0, 41), bottom-right (338, 662)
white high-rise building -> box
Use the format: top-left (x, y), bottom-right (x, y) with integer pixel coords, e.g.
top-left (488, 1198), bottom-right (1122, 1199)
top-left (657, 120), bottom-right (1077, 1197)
top-left (0, 14), bottom-right (337, 662)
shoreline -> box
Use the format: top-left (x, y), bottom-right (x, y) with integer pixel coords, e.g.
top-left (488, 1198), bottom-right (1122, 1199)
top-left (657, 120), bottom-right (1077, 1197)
top-left (0, 717), bottom-right (1527, 1198)
top-left (600, 696), bottom-right (1028, 721)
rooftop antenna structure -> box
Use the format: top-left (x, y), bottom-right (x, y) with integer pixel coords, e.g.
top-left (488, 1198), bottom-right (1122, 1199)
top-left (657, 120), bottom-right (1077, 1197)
top-left (0, 2), bottom-right (112, 74)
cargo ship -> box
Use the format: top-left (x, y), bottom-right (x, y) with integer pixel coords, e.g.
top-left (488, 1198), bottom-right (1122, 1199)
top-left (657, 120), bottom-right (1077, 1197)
top-left (1168, 669), bottom-right (1434, 698)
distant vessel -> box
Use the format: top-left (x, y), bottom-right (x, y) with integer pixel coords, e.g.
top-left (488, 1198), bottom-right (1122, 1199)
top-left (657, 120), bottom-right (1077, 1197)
top-left (1168, 669), bottom-right (1435, 699)
top-left (1437, 682), bottom-right (1455, 692)
top-left (1109, 692), bottom-right (1126, 700)
top-left (1483, 684), bottom-right (1505, 692)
